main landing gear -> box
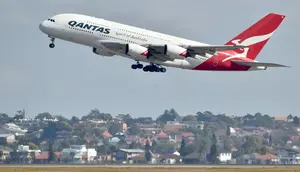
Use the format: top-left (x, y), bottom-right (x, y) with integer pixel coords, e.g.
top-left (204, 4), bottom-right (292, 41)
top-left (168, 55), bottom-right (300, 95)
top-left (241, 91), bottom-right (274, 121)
top-left (131, 61), bottom-right (166, 73)
top-left (49, 37), bottom-right (55, 48)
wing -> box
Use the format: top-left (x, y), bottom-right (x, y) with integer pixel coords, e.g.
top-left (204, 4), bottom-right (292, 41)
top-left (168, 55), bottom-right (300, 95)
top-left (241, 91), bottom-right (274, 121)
top-left (97, 40), bottom-right (247, 61)
top-left (144, 44), bottom-right (247, 56)
top-left (231, 60), bottom-right (290, 67)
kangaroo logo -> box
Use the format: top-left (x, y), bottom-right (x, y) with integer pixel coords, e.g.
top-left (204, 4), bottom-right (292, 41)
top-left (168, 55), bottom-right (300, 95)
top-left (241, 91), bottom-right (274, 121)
top-left (222, 31), bottom-right (275, 62)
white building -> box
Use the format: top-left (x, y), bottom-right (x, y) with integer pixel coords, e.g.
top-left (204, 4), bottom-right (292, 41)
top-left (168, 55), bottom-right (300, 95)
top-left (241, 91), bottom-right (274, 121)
top-left (0, 123), bottom-right (27, 136)
top-left (61, 145), bottom-right (97, 163)
top-left (218, 152), bottom-right (232, 163)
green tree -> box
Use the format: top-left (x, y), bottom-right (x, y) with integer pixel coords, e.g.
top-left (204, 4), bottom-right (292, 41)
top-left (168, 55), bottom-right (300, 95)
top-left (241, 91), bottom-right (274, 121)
top-left (145, 140), bottom-right (152, 162)
top-left (70, 116), bottom-right (80, 125)
top-left (179, 138), bottom-right (187, 156)
top-left (212, 133), bottom-right (217, 145)
top-left (156, 109), bottom-right (180, 124)
top-left (127, 125), bottom-right (141, 135)
top-left (13, 109), bottom-right (25, 120)
top-left (81, 109), bottom-right (112, 121)
top-left (293, 116), bottom-right (299, 125)
top-left (260, 147), bottom-right (267, 155)
top-left (28, 142), bottom-right (39, 150)
top-left (48, 140), bottom-right (55, 162)
top-left (210, 144), bottom-right (217, 164)
top-left (182, 115), bottom-right (197, 122)
top-left (226, 125), bottom-right (231, 136)
top-left (35, 112), bottom-right (53, 120)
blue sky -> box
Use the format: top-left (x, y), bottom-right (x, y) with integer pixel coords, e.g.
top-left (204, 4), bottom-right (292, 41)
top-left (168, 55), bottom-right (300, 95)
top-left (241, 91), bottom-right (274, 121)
top-left (0, 0), bottom-right (299, 119)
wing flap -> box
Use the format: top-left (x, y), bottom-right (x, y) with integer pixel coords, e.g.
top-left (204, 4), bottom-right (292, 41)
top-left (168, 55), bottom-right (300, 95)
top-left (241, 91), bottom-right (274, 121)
top-left (231, 60), bottom-right (290, 67)
top-left (187, 45), bottom-right (248, 55)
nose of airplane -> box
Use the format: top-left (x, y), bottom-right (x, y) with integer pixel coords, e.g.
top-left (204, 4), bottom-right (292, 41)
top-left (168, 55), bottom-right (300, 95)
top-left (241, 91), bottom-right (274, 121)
top-left (39, 20), bottom-right (48, 33)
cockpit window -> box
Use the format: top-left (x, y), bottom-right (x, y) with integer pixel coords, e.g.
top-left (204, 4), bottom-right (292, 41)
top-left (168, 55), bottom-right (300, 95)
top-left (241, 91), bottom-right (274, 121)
top-left (47, 19), bottom-right (55, 22)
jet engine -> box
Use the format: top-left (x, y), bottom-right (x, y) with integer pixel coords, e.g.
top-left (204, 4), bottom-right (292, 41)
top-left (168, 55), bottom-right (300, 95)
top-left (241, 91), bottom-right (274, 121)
top-left (93, 47), bottom-right (115, 56)
top-left (164, 44), bottom-right (188, 59)
top-left (124, 44), bottom-right (149, 58)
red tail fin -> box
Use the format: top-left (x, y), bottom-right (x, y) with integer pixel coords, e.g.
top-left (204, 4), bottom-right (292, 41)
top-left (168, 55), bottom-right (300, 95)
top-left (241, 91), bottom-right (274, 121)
top-left (225, 13), bottom-right (285, 60)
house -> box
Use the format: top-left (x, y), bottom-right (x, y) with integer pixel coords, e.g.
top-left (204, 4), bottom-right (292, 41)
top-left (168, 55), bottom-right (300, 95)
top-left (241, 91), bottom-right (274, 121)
top-left (126, 135), bottom-right (138, 144)
top-left (163, 122), bottom-right (184, 133)
top-left (256, 153), bottom-right (279, 164)
top-left (130, 151), bottom-right (159, 164)
top-left (0, 145), bottom-right (13, 161)
top-left (0, 134), bottom-right (15, 144)
top-left (236, 153), bottom-right (261, 164)
top-left (0, 123), bottom-right (27, 136)
top-left (182, 121), bottom-right (204, 130)
top-left (155, 131), bottom-right (169, 144)
top-left (114, 148), bottom-right (145, 162)
top-left (137, 124), bottom-right (160, 136)
top-left (277, 149), bottom-right (300, 164)
top-left (218, 152), bottom-right (232, 163)
top-left (182, 152), bottom-right (200, 164)
top-left (60, 145), bottom-right (97, 163)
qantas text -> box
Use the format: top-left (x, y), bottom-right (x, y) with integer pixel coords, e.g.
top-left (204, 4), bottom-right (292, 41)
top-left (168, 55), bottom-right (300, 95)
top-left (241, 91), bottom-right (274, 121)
top-left (68, 21), bottom-right (110, 34)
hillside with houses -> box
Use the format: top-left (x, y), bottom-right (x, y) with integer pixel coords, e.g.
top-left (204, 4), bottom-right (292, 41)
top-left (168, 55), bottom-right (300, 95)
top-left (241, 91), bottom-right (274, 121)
top-left (0, 109), bottom-right (300, 164)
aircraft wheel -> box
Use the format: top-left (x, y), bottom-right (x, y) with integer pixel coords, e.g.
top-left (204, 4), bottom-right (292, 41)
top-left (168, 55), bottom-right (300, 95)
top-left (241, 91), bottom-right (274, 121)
top-left (143, 66), bottom-right (149, 72)
top-left (137, 64), bottom-right (143, 69)
top-left (49, 43), bottom-right (55, 48)
top-left (131, 64), bottom-right (137, 69)
top-left (160, 68), bottom-right (166, 73)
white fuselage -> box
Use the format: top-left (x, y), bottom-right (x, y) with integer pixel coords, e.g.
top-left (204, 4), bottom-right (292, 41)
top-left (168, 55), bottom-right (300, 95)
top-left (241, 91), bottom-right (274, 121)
top-left (39, 13), bottom-right (211, 69)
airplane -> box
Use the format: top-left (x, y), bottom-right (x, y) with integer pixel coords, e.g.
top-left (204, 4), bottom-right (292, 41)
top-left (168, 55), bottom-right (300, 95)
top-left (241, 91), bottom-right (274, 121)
top-left (39, 12), bottom-right (289, 73)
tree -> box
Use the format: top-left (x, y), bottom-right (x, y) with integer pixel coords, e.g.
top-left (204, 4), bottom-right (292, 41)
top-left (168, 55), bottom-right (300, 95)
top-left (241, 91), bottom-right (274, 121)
top-left (212, 133), bottom-right (217, 145)
top-left (13, 109), bottom-right (25, 120)
top-left (28, 142), bottom-right (39, 150)
top-left (151, 140), bottom-right (157, 152)
top-left (134, 117), bottom-right (153, 124)
top-left (260, 147), bottom-right (267, 155)
top-left (223, 136), bottom-right (232, 152)
top-left (35, 112), bottom-right (53, 120)
top-left (81, 109), bottom-right (112, 121)
top-left (0, 113), bottom-right (12, 125)
top-left (108, 124), bottom-right (121, 135)
top-left (48, 140), bottom-right (55, 162)
top-left (179, 138), bottom-right (187, 156)
top-left (55, 115), bottom-right (69, 122)
top-left (226, 125), bottom-right (231, 136)
top-left (145, 140), bottom-right (152, 162)
top-left (182, 115), bottom-right (197, 122)
top-left (210, 144), bottom-right (217, 164)
top-left (117, 114), bottom-right (135, 127)
top-left (126, 125), bottom-right (141, 135)
top-left (293, 116), bottom-right (299, 125)
top-left (156, 109), bottom-right (181, 124)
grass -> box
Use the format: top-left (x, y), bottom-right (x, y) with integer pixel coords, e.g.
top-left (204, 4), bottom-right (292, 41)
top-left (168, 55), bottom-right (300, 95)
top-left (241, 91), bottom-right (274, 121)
top-left (1, 167), bottom-right (300, 172)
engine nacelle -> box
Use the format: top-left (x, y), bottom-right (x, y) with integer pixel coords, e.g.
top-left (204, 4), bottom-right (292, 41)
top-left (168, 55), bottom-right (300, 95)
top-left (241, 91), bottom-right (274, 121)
top-left (125, 44), bottom-right (149, 58)
top-left (164, 44), bottom-right (187, 59)
top-left (93, 47), bottom-right (115, 56)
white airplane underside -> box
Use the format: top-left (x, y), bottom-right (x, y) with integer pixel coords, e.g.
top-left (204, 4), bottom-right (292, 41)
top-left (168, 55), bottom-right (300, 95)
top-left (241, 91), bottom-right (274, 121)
top-left (39, 13), bottom-right (289, 73)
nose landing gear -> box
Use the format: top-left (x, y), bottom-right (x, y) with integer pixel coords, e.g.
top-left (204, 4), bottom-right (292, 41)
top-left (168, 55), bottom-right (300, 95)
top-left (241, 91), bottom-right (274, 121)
top-left (49, 37), bottom-right (55, 48)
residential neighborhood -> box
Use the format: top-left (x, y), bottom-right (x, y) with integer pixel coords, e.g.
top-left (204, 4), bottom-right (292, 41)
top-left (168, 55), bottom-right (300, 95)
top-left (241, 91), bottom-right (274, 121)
top-left (0, 109), bottom-right (300, 165)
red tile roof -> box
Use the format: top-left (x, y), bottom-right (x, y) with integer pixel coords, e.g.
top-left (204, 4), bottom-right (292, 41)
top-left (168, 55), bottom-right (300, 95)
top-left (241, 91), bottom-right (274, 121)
top-left (103, 130), bottom-right (112, 137)
top-left (256, 153), bottom-right (278, 160)
top-left (182, 132), bottom-right (194, 137)
top-left (157, 131), bottom-right (168, 138)
top-left (35, 153), bottom-right (49, 160)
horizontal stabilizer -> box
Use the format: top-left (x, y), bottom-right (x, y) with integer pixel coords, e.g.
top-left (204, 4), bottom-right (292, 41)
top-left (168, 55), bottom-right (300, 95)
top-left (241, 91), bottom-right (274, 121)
top-left (231, 60), bottom-right (290, 67)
